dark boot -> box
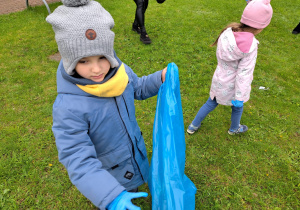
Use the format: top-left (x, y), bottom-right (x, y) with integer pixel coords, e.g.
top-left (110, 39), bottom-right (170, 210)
top-left (132, 23), bottom-right (141, 34)
top-left (292, 22), bottom-right (300, 34)
top-left (140, 32), bottom-right (152, 44)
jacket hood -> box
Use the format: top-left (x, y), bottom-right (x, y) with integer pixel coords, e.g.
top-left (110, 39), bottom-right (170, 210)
top-left (217, 27), bottom-right (259, 62)
top-left (56, 51), bottom-right (122, 96)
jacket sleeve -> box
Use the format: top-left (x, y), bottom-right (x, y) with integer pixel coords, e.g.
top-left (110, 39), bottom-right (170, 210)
top-left (52, 103), bottom-right (125, 209)
top-left (125, 65), bottom-right (163, 100)
top-left (234, 48), bottom-right (258, 101)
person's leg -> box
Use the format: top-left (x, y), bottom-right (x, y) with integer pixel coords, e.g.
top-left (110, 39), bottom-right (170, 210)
top-left (138, 0), bottom-right (148, 33)
top-left (133, 0), bottom-right (151, 44)
top-left (187, 97), bottom-right (218, 134)
top-left (132, 0), bottom-right (143, 34)
top-left (230, 106), bottom-right (243, 130)
top-left (228, 105), bottom-right (248, 135)
top-left (133, 0), bottom-right (146, 32)
top-left (143, 0), bottom-right (148, 16)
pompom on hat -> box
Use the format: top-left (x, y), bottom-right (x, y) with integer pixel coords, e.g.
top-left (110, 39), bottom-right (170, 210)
top-left (241, 0), bottom-right (273, 29)
top-left (61, 0), bottom-right (89, 7)
top-left (46, 0), bottom-right (119, 75)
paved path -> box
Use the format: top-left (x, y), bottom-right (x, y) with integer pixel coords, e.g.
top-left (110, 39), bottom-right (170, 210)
top-left (0, 0), bottom-right (60, 15)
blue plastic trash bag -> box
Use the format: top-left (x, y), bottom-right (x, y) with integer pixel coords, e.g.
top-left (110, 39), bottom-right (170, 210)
top-left (148, 63), bottom-right (197, 210)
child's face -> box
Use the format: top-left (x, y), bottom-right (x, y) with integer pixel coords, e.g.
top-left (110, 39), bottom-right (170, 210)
top-left (75, 56), bottom-right (111, 82)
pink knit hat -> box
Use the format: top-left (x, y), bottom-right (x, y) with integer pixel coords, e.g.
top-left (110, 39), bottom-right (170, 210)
top-left (241, 0), bottom-right (273, 29)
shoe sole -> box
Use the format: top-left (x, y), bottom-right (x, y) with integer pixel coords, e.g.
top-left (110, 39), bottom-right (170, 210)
top-left (140, 39), bottom-right (151, 44)
top-left (228, 127), bottom-right (248, 135)
top-left (187, 129), bottom-right (195, 135)
top-left (228, 131), bottom-right (248, 135)
top-left (228, 130), bottom-right (235, 135)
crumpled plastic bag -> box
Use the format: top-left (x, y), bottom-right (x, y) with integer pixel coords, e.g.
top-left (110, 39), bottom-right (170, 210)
top-left (148, 62), bottom-right (197, 210)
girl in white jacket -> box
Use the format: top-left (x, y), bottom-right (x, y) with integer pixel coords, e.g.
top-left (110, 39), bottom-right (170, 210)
top-left (187, 0), bottom-right (273, 135)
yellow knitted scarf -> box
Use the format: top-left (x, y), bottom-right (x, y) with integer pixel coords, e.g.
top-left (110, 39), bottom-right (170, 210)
top-left (76, 63), bottom-right (128, 97)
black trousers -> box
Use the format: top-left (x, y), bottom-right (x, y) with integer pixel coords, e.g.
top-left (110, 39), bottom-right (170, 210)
top-left (133, 0), bottom-right (149, 32)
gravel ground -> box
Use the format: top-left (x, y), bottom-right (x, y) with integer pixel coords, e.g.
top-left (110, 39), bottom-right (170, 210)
top-left (0, 0), bottom-right (60, 15)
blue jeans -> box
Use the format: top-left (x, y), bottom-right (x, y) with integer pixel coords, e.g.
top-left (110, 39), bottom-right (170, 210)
top-left (191, 97), bottom-right (244, 131)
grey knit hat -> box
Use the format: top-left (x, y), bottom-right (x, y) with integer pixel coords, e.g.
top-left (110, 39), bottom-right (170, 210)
top-left (46, 0), bottom-right (119, 75)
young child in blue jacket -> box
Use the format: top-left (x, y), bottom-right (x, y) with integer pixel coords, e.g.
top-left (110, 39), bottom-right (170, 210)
top-left (46, 0), bottom-right (167, 209)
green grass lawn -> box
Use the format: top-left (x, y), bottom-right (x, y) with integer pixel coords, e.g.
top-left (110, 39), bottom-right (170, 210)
top-left (0, 0), bottom-right (299, 209)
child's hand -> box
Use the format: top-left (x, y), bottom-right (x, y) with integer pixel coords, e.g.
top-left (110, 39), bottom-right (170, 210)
top-left (161, 67), bottom-right (167, 83)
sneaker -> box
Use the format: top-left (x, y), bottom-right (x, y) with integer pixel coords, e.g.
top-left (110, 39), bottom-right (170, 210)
top-left (228, 124), bottom-right (248, 135)
top-left (187, 124), bottom-right (200, 135)
top-left (132, 24), bottom-right (141, 34)
top-left (140, 33), bottom-right (152, 44)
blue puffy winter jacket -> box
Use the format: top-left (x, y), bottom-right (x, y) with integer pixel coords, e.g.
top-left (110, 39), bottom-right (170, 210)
top-left (52, 54), bottom-right (162, 209)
